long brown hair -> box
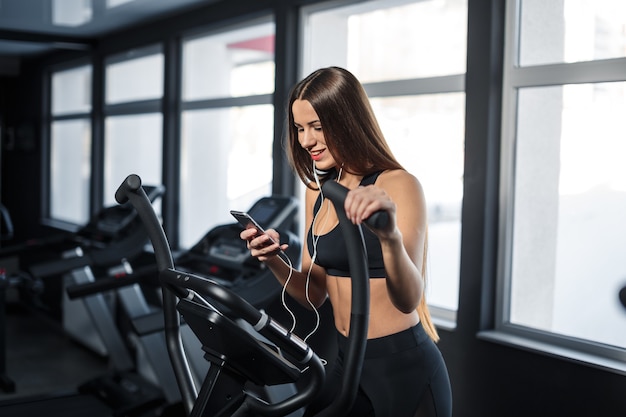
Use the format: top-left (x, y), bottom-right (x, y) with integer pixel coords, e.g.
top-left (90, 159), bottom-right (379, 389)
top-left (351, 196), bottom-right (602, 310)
top-left (286, 67), bottom-right (439, 342)
top-left (286, 66), bottom-right (402, 187)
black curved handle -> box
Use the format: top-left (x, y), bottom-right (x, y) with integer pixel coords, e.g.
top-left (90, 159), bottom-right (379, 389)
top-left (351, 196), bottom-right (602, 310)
top-left (115, 175), bottom-right (175, 274)
top-left (321, 181), bottom-right (389, 230)
top-left (313, 180), bottom-right (383, 416)
top-left (115, 174), bottom-right (198, 414)
top-left (619, 285), bottom-right (626, 310)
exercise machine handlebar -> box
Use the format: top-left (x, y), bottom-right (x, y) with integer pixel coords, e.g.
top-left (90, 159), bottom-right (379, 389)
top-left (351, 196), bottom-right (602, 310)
top-left (115, 174), bottom-right (198, 413)
top-left (310, 180), bottom-right (388, 416)
top-left (114, 174), bottom-right (387, 416)
top-left (321, 182), bottom-right (390, 232)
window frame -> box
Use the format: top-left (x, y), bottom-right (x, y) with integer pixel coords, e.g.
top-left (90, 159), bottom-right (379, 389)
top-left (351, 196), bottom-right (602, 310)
top-left (104, 43), bottom-right (164, 112)
top-left (299, 0), bottom-right (468, 328)
top-left (177, 15), bottom-right (277, 249)
top-left (95, 43), bottom-right (167, 226)
top-left (481, 0), bottom-right (626, 376)
top-left (44, 59), bottom-right (94, 231)
top-left (180, 15), bottom-right (275, 110)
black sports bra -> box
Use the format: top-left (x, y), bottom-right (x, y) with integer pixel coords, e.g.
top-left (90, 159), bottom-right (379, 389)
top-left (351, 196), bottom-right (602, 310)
top-left (306, 171), bottom-right (386, 278)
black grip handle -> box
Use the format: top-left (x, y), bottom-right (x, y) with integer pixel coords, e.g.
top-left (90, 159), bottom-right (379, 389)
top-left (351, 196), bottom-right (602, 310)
top-left (114, 174), bottom-right (142, 205)
top-left (321, 181), bottom-right (389, 230)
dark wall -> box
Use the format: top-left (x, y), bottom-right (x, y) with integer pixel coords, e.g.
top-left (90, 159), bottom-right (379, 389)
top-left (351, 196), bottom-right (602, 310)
top-left (0, 58), bottom-right (46, 243)
top-left (1, 0), bottom-right (625, 416)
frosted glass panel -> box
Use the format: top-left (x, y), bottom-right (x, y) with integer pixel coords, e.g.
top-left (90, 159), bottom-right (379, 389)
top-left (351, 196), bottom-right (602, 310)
top-left (104, 113), bottom-right (163, 207)
top-left (302, 0), bottom-right (468, 315)
top-left (520, 0), bottom-right (626, 66)
top-left (52, 65), bottom-right (91, 115)
top-left (106, 53), bottom-right (164, 104)
top-left (50, 119), bottom-right (92, 224)
top-left (52, 0), bottom-right (92, 26)
top-left (179, 105), bottom-right (273, 247)
top-left (371, 93), bottom-right (465, 311)
top-left (306, 0), bottom-right (467, 82)
top-left (511, 82), bottom-right (626, 348)
top-left (182, 21), bottom-right (275, 100)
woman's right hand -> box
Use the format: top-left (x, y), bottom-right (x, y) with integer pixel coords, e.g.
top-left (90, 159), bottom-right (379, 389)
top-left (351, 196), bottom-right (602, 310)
top-left (240, 227), bottom-right (286, 262)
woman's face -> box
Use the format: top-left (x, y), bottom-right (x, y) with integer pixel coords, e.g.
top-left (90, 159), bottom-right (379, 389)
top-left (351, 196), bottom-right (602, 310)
top-left (292, 99), bottom-right (338, 171)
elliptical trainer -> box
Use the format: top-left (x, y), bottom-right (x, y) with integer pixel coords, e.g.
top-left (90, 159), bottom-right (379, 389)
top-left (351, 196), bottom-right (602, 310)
top-left (115, 173), bottom-right (388, 416)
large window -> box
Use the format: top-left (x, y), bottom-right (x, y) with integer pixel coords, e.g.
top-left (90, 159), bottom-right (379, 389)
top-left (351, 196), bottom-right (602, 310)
top-left (302, 0), bottom-right (468, 321)
top-left (179, 19), bottom-right (275, 248)
top-left (493, 0), bottom-right (626, 372)
top-left (49, 64), bottom-right (92, 226)
top-left (104, 46), bottom-right (164, 208)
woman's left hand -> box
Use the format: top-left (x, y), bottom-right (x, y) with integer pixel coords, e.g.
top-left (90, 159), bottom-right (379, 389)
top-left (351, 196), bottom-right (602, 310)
top-left (344, 185), bottom-right (398, 239)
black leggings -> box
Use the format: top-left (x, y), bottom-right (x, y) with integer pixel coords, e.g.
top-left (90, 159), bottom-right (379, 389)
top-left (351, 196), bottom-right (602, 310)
top-left (304, 323), bottom-right (452, 417)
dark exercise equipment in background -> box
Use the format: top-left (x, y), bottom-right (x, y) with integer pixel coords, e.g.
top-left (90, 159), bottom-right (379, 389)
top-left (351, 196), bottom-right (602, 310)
top-left (0, 184), bottom-right (311, 416)
top-left (15, 186), bottom-right (166, 362)
top-left (0, 185), bottom-right (165, 321)
top-left (1, 203), bottom-right (16, 393)
top-left (115, 173), bottom-right (388, 416)
top-left (65, 194), bottom-right (310, 414)
top-left (0, 185), bottom-right (168, 391)
top-left (66, 194), bottom-right (301, 310)
top-left (0, 188), bottom-right (174, 416)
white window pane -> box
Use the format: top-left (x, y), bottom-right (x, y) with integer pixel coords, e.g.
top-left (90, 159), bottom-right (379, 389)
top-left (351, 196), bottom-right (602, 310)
top-left (104, 113), bottom-right (163, 207)
top-left (511, 82), bottom-right (626, 348)
top-left (106, 53), bottom-right (164, 104)
top-left (179, 105), bottom-right (273, 248)
top-left (52, 0), bottom-right (92, 27)
top-left (305, 0), bottom-right (467, 82)
top-left (52, 65), bottom-right (91, 115)
top-left (107, 0), bottom-right (134, 7)
top-left (520, 0), bottom-right (626, 66)
top-left (50, 119), bottom-right (91, 224)
top-left (182, 22), bottom-right (275, 101)
top-left (301, 0), bottom-right (468, 316)
top-left (371, 93), bottom-right (465, 311)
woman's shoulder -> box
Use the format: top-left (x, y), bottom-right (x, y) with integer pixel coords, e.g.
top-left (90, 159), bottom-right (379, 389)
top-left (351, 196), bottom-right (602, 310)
top-left (378, 169), bottom-right (422, 190)
top-left (378, 170), bottom-right (427, 215)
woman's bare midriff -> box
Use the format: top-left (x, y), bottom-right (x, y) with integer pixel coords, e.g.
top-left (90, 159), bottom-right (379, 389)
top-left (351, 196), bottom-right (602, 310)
top-left (326, 275), bottom-right (420, 339)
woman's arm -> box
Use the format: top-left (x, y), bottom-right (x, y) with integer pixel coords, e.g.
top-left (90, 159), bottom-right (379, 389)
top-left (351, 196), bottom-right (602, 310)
top-left (240, 186), bottom-right (328, 309)
top-left (344, 170), bottom-right (426, 313)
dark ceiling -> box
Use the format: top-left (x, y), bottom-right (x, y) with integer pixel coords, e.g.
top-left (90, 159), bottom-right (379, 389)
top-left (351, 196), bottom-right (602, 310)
top-left (0, 0), bottom-right (219, 64)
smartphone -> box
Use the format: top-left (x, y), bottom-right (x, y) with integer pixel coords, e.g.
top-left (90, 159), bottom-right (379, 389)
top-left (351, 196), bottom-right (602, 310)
top-left (230, 210), bottom-right (279, 245)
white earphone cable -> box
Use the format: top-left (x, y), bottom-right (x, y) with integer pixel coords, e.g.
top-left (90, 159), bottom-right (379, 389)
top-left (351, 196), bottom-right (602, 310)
top-left (279, 164), bottom-right (342, 348)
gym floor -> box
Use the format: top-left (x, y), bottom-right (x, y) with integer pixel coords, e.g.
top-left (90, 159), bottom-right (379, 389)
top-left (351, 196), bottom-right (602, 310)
top-left (1, 296), bottom-right (109, 403)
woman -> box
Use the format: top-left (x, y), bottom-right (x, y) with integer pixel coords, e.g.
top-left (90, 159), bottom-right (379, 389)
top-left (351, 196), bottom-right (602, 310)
top-left (240, 66), bottom-right (452, 417)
